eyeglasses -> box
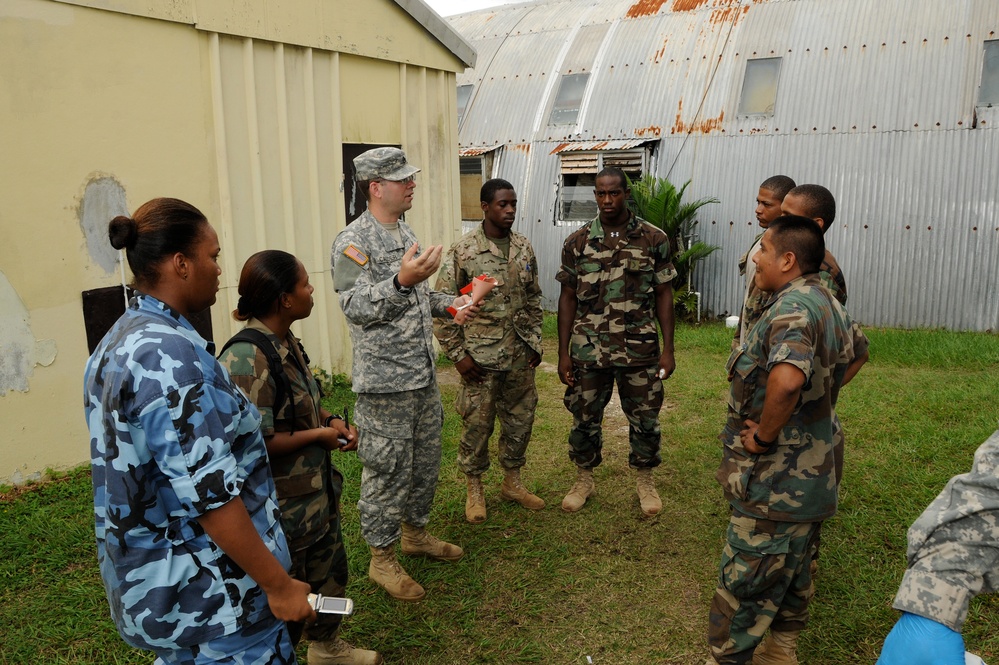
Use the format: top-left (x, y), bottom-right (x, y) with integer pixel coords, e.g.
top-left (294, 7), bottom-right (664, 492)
top-left (376, 175), bottom-right (415, 185)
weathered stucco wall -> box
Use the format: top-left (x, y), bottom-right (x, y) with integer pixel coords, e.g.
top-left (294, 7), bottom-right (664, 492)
top-left (0, 0), bottom-right (468, 484)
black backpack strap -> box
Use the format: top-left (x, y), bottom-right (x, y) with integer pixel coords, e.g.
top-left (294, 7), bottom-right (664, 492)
top-left (219, 328), bottom-right (295, 431)
top-left (295, 339), bottom-right (323, 398)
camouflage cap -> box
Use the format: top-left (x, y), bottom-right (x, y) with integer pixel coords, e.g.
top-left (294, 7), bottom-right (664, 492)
top-left (353, 147), bottom-right (421, 181)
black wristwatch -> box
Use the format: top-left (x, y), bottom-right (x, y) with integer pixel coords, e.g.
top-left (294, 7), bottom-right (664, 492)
top-left (753, 431), bottom-right (777, 450)
top-left (393, 274), bottom-right (413, 295)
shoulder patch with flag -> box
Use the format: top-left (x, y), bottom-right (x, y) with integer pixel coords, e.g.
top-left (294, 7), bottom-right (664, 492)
top-left (343, 244), bottom-right (369, 267)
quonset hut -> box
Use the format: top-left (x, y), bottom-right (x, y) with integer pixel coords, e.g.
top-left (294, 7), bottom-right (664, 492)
top-left (448, 0), bottom-right (999, 331)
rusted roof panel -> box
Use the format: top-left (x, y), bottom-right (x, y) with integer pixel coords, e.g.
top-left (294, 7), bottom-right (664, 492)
top-left (459, 145), bottom-right (502, 156)
top-left (549, 138), bottom-right (651, 153)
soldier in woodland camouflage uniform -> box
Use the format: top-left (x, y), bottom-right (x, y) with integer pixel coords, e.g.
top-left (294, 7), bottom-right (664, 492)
top-left (85, 199), bottom-right (313, 664)
top-left (736, 175), bottom-right (796, 349)
top-left (434, 179), bottom-right (545, 524)
top-left (555, 167), bottom-right (678, 517)
top-left (330, 147), bottom-right (473, 603)
top-left (708, 216), bottom-right (869, 665)
top-left (779, 184), bottom-right (848, 309)
top-left (219, 250), bottom-right (380, 665)
top-left (876, 426), bottom-right (999, 665)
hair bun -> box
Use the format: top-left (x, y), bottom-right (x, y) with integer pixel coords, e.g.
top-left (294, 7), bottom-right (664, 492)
top-left (108, 216), bottom-right (138, 250)
top-left (232, 296), bottom-right (252, 322)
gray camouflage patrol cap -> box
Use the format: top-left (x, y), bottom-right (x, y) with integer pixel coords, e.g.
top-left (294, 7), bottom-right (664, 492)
top-left (353, 147), bottom-right (421, 181)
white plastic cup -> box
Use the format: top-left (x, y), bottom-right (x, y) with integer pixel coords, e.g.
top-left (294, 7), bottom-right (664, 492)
top-left (725, 315), bottom-right (740, 329)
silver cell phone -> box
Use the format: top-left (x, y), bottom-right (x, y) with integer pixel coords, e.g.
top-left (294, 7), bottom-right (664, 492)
top-left (307, 593), bottom-right (354, 615)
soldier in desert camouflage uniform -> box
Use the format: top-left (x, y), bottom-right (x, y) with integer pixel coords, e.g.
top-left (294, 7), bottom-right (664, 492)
top-left (330, 147), bottom-right (474, 603)
top-left (877, 426), bottom-right (999, 665)
top-left (434, 179), bottom-right (545, 524)
top-left (555, 167), bottom-right (678, 517)
top-left (84, 199), bottom-right (313, 664)
top-left (219, 250), bottom-right (380, 665)
top-left (707, 216), bottom-right (868, 665)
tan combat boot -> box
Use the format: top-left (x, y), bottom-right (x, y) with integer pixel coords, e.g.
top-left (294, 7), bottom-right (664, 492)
top-left (400, 523), bottom-right (464, 561)
top-left (308, 637), bottom-right (384, 665)
top-left (368, 544), bottom-right (425, 602)
top-left (465, 474), bottom-right (487, 524)
top-left (753, 630), bottom-right (801, 665)
top-left (499, 468), bottom-right (545, 510)
top-left (561, 468), bottom-right (594, 512)
top-left (636, 468), bottom-right (662, 517)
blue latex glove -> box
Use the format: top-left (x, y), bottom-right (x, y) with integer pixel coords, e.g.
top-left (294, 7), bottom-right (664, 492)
top-left (876, 612), bottom-right (966, 665)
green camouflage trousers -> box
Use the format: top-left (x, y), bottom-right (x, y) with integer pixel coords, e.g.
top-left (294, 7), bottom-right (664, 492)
top-left (708, 513), bottom-right (821, 664)
top-left (355, 384), bottom-right (444, 548)
top-left (563, 364), bottom-right (663, 469)
top-left (456, 366), bottom-right (538, 476)
top-left (286, 465), bottom-right (348, 644)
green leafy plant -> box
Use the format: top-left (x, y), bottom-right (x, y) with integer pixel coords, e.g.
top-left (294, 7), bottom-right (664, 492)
top-left (627, 174), bottom-right (719, 320)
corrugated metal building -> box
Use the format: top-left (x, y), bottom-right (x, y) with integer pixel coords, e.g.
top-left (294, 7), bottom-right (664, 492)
top-left (0, 0), bottom-right (474, 484)
top-left (449, 0), bottom-right (999, 331)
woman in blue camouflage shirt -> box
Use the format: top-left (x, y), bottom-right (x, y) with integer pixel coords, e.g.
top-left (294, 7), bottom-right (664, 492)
top-left (84, 198), bottom-right (315, 665)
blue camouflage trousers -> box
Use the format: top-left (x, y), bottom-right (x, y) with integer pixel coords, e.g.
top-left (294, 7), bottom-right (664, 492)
top-left (355, 383), bottom-right (444, 548)
top-left (563, 364), bottom-right (663, 469)
top-left (708, 512), bottom-right (821, 664)
top-left (153, 618), bottom-right (295, 665)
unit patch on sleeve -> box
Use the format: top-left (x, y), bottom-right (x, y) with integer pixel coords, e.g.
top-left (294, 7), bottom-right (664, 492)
top-left (343, 244), bottom-right (369, 267)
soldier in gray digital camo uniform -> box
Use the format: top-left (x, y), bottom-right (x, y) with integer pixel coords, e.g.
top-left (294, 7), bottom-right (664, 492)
top-left (330, 147), bottom-right (472, 603)
top-left (555, 167), bottom-right (677, 517)
top-left (434, 178), bottom-right (545, 524)
top-left (85, 198), bottom-right (314, 665)
top-left (707, 216), bottom-right (869, 665)
top-left (219, 250), bottom-right (381, 665)
top-left (876, 426), bottom-right (999, 665)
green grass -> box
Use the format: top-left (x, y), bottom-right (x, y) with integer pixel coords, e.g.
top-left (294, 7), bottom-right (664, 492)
top-left (2, 320), bottom-right (998, 664)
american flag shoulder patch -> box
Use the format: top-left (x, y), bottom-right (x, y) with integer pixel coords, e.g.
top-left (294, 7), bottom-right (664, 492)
top-left (343, 244), bottom-right (369, 267)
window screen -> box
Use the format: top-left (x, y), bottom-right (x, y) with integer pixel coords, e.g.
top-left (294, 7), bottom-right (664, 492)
top-left (457, 84), bottom-right (474, 124)
top-left (550, 73), bottom-right (590, 125)
top-left (979, 41), bottom-right (999, 106)
top-left (738, 58), bottom-right (781, 115)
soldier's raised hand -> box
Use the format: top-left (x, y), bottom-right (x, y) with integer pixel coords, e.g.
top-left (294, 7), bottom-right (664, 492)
top-left (399, 243), bottom-right (443, 287)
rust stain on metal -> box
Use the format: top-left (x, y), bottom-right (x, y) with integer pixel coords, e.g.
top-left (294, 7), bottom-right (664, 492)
top-left (626, 0), bottom-right (669, 19)
top-left (627, 0), bottom-right (741, 19)
top-left (510, 143), bottom-right (531, 153)
top-left (635, 125), bottom-right (662, 138)
top-left (671, 100), bottom-right (725, 134)
top-left (551, 142), bottom-right (571, 154)
top-left (653, 38), bottom-right (670, 63)
top-left (710, 6), bottom-right (747, 24)
top-left (670, 0), bottom-right (711, 12)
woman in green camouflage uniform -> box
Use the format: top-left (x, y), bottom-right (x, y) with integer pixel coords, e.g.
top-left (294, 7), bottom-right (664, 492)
top-left (219, 250), bottom-right (381, 665)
